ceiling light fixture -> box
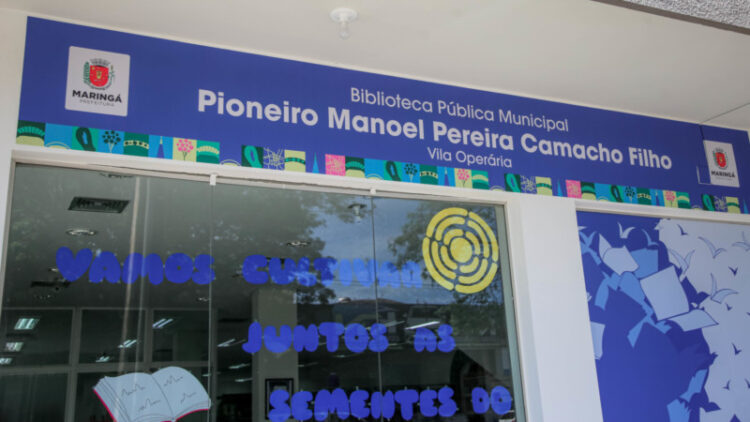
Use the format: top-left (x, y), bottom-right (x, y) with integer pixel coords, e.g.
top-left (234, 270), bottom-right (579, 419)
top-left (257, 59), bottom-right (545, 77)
top-left (218, 338), bottom-right (245, 348)
top-left (0, 357), bottom-right (12, 365)
top-left (330, 7), bottom-right (358, 40)
top-left (4, 342), bottom-right (23, 352)
top-left (405, 321), bottom-right (441, 331)
top-left (95, 353), bottom-right (111, 363)
top-left (228, 362), bottom-right (251, 370)
top-left (286, 240), bottom-right (311, 248)
top-left (152, 318), bottom-right (174, 329)
top-left (68, 197), bottom-right (129, 213)
top-left (118, 339), bottom-right (137, 349)
top-left (14, 317), bottom-right (39, 331)
top-left (65, 228), bottom-right (97, 237)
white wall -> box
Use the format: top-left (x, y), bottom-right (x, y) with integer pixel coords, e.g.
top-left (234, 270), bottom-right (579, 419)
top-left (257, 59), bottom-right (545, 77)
top-left (0, 8), bottom-right (27, 306)
top-left (507, 195), bottom-right (603, 421)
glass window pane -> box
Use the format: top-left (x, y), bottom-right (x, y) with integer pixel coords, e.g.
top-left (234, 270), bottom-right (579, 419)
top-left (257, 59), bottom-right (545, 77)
top-left (210, 184), bottom-right (378, 422)
top-left (0, 309), bottom-right (71, 365)
top-left (372, 198), bottom-right (524, 422)
top-left (79, 309), bottom-right (145, 364)
top-left (0, 164), bottom-right (524, 422)
top-left (152, 310), bottom-right (209, 362)
top-left (0, 374), bottom-right (67, 421)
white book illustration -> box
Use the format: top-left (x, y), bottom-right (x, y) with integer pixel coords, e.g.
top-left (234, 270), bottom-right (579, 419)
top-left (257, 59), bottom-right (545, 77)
top-left (668, 309), bottom-right (718, 332)
top-left (640, 266), bottom-right (689, 321)
top-left (591, 322), bottom-right (605, 360)
top-left (94, 366), bottom-right (211, 422)
top-left (598, 235), bottom-right (639, 275)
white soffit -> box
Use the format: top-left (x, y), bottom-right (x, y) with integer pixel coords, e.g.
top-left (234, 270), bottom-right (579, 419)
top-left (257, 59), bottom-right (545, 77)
top-left (611, 0), bottom-right (750, 31)
top-left (0, 0), bottom-right (748, 130)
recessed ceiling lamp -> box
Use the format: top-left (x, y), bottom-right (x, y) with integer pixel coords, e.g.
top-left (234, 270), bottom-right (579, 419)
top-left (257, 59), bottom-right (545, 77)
top-left (95, 353), bottom-right (111, 363)
top-left (405, 321), bottom-right (441, 330)
top-left (118, 339), bottom-right (137, 349)
top-left (228, 362), bottom-right (251, 370)
top-left (66, 228), bottom-right (97, 237)
top-left (14, 317), bottom-right (39, 331)
top-left (218, 338), bottom-right (246, 348)
top-left (330, 7), bottom-right (358, 39)
top-left (69, 197), bottom-right (129, 213)
top-left (4, 342), bottom-right (23, 352)
top-left (152, 318), bottom-right (174, 329)
top-left (286, 240), bottom-right (311, 248)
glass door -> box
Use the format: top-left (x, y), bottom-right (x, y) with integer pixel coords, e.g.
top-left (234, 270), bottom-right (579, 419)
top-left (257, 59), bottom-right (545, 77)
top-left (0, 163), bottom-right (525, 422)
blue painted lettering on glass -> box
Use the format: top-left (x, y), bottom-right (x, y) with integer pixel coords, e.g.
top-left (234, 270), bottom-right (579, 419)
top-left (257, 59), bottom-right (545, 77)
top-left (268, 390), bottom-right (291, 422)
top-left (57, 247), bottom-right (420, 289)
top-left (243, 322), bottom-right (391, 354)
top-left (273, 387), bottom-right (462, 421)
top-left (471, 386), bottom-right (512, 415)
top-left (56, 247), bottom-right (215, 285)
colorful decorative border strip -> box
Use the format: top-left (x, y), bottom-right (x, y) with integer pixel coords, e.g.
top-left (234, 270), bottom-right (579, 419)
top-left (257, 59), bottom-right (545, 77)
top-left (16, 120), bottom-right (749, 214)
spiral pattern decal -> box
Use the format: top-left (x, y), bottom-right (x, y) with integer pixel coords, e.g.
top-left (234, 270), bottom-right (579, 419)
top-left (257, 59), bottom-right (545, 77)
top-left (422, 208), bottom-right (499, 294)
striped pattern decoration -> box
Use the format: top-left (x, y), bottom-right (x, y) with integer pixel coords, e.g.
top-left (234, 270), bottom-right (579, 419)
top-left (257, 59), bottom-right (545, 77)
top-left (535, 177), bottom-right (552, 196)
top-left (16, 119), bottom-right (747, 215)
top-left (284, 149), bottom-right (306, 172)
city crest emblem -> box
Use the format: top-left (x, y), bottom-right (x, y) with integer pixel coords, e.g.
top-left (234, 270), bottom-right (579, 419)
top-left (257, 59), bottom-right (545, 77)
top-left (83, 58), bottom-right (114, 89)
top-left (713, 148), bottom-right (727, 169)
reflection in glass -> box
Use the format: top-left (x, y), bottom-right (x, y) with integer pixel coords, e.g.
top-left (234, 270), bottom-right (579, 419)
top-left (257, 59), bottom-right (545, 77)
top-left (152, 310), bottom-right (209, 362)
top-left (0, 374), bottom-right (67, 420)
top-left (80, 310), bottom-right (145, 364)
top-left (209, 185), bottom-right (379, 422)
top-left (0, 164), bottom-right (524, 422)
top-left (374, 199), bottom-right (522, 422)
top-left (0, 309), bottom-right (71, 365)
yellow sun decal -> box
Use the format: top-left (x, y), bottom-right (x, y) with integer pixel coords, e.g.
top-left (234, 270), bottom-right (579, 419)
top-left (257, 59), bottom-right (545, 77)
top-left (422, 208), bottom-right (499, 294)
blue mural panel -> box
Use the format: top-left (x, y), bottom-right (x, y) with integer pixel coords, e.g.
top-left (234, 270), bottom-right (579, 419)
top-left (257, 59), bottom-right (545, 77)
top-left (578, 211), bottom-right (750, 421)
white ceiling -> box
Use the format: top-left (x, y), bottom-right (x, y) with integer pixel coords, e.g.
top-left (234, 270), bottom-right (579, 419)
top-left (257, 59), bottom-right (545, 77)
top-left (622, 0), bottom-right (750, 30)
top-left (1, 0), bottom-right (749, 130)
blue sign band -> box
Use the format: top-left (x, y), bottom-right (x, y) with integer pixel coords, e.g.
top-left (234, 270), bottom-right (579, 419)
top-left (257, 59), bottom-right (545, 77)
top-left (17, 18), bottom-right (750, 213)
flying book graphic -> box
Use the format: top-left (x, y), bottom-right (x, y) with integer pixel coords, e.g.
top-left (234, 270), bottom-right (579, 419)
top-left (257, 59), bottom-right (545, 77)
top-left (639, 266), bottom-right (717, 331)
top-left (590, 322), bottom-right (605, 360)
top-left (94, 366), bottom-right (210, 422)
top-left (598, 235), bottom-right (639, 275)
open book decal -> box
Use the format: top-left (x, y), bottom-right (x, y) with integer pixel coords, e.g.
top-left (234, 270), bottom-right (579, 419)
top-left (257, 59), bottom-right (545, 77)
top-left (94, 366), bottom-right (211, 422)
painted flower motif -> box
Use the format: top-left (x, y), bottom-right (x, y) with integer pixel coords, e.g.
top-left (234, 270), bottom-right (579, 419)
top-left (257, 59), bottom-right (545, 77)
top-left (566, 180), bottom-right (582, 198)
top-left (664, 191), bottom-right (676, 202)
top-left (521, 176), bottom-right (536, 193)
top-left (624, 187), bottom-right (636, 199)
top-left (102, 130), bottom-right (121, 152)
top-left (715, 197), bottom-right (727, 212)
top-left (325, 155), bottom-right (346, 176)
top-left (456, 169), bottom-right (471, 187)
top-left (176, 138), bottom-right (194, 159)
top-left (263, 148), bottom-right (285, 169)
top-left (404, 163), bottom-right (418, 181)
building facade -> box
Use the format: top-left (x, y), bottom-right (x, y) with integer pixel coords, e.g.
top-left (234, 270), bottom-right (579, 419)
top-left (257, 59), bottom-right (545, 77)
top-left (0, 5), bottom-right (749, 422)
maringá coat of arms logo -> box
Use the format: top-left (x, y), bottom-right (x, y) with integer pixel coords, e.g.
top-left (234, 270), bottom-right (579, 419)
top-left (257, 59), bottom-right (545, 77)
top-left (713, 148), bottom-right (728, 169)
top-left (84, 58), bottom-right (114, 89)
